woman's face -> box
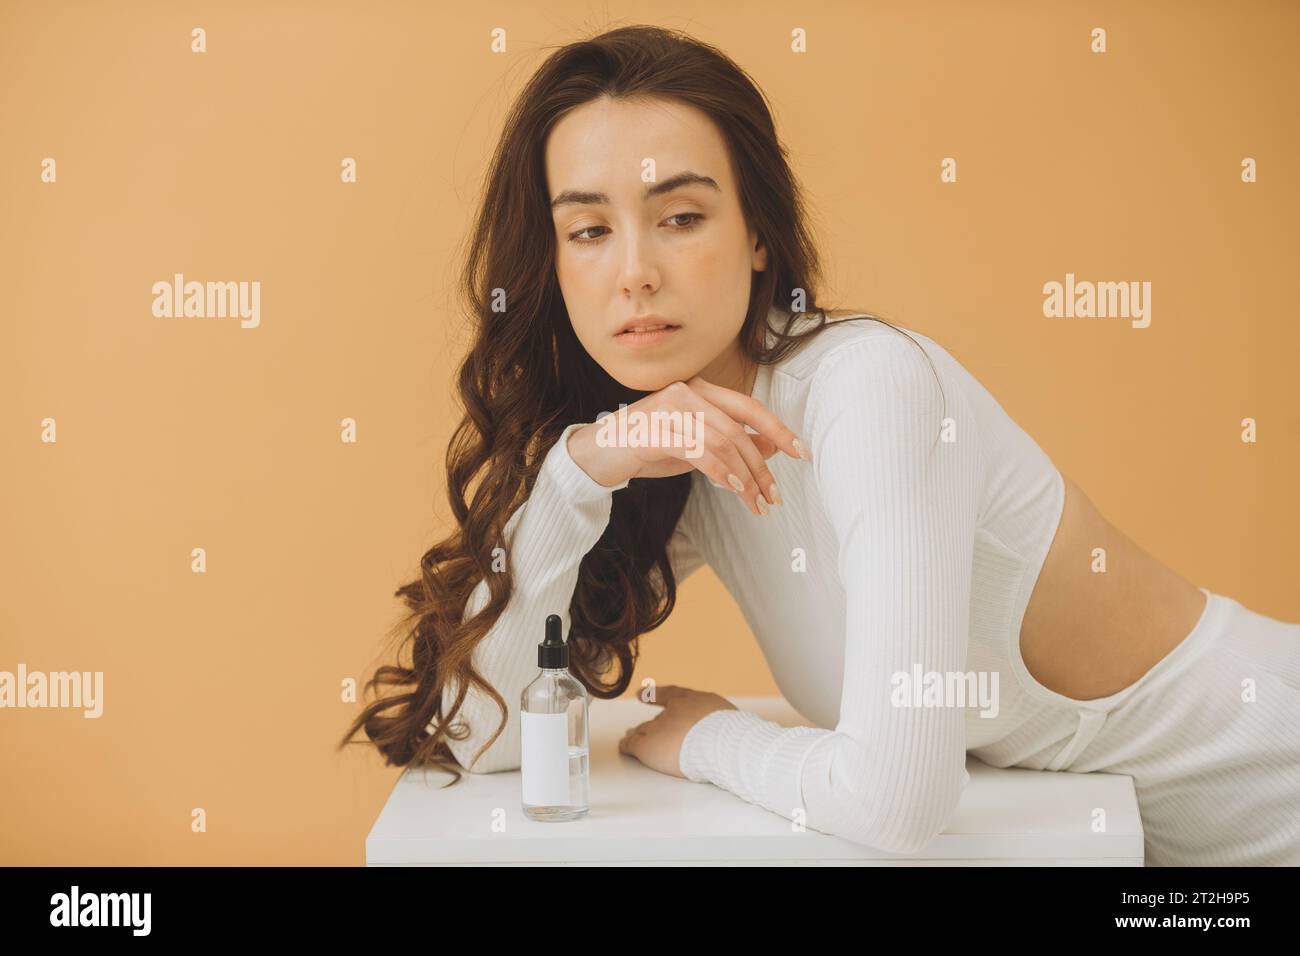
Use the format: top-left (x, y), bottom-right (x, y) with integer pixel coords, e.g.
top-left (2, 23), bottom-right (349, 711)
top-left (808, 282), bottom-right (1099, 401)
top-left (546, 95), bottom-right (768, 393)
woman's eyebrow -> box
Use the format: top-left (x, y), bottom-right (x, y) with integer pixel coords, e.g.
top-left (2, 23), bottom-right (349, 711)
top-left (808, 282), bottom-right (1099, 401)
top-left (550, 171), bottom-right (720, 210)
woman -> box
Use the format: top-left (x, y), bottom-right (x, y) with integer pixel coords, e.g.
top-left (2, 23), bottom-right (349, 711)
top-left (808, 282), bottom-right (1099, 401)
top-left (338, 25), bottom-right (1300, 866)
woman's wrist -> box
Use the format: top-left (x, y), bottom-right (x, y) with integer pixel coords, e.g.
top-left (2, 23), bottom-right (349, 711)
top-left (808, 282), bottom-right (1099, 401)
top-left (566, 422), bottom-right (632, 488)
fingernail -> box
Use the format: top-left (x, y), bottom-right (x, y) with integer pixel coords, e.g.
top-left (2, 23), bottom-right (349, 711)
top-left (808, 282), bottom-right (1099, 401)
top-left (756, 495), bottom-right (769, 516)
top-left (767, 482), bottom-right (782, 506)
top-left (726, 473), bottom-right (745, 493)
top-left (792, 438), bottom-right (809, 461)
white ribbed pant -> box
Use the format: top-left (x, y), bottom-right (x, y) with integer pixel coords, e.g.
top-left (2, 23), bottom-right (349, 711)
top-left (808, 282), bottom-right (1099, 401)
top-left (1053, 587), bottom-right (1300, 866)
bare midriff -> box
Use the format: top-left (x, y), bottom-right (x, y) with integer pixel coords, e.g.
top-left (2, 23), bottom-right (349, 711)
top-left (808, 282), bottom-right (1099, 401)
top-left (1017, 474), bottom-right (1208, 703)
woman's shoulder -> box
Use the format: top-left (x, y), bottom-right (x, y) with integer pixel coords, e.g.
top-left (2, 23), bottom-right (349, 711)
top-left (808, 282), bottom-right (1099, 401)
top-left (773, 309), bottom-right (940, 390)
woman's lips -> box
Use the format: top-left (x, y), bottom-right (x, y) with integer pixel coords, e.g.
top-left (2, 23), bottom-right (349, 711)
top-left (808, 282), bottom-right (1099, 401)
top-left (614, 325), bottom-right (680, 347)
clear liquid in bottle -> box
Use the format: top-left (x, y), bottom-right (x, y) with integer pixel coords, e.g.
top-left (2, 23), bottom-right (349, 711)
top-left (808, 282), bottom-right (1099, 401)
top-left (520, 614), bottom-right (589, 821)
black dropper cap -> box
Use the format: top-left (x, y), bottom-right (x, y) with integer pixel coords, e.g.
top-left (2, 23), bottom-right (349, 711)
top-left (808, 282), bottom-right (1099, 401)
top-left (538, 614), bottom-right (569, 669)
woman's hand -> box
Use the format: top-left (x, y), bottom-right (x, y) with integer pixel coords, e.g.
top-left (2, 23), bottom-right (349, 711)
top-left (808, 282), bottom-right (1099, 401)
top-left (566, 376), bottom-right (808, 515)
top-left (617, 685), bottom-right (738, 778)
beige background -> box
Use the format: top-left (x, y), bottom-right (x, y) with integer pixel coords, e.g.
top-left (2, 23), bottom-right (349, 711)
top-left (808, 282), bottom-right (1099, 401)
top-left (1, 0), bottom-right (1296, 864)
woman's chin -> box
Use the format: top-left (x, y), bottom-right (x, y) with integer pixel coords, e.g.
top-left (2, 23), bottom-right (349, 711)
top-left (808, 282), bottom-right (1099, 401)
top-left (608, 366), bottom-right (686, 394)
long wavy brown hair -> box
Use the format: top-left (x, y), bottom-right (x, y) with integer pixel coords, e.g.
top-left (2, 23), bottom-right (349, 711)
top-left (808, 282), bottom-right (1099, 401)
top-left (336, 23), bottom-right (940, 783)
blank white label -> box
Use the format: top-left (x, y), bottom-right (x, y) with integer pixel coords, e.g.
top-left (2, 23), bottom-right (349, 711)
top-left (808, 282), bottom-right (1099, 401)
top-left (521, 712), bottom-right (570, 806)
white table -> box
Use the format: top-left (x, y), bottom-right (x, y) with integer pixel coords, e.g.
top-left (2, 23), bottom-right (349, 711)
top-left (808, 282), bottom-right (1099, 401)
top-left (366, 696), bottom-right (1144, 865)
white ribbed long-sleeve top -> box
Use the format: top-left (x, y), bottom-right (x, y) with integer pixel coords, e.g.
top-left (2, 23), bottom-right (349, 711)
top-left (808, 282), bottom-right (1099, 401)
top-left (435, 306), bottom-right (1070, 854)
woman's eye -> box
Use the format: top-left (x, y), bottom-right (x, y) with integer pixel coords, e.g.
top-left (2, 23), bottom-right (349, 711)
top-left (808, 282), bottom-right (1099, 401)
top-left (665, 212), bottom-right (704, 230)
top-left (568, 225), bottom-right (609, 244)
top-left (566, 213), bottom-right (704, 245)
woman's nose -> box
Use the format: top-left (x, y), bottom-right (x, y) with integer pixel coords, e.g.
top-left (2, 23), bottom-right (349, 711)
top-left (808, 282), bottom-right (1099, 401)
top-left (617, 231), bottom-right (660, 293)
